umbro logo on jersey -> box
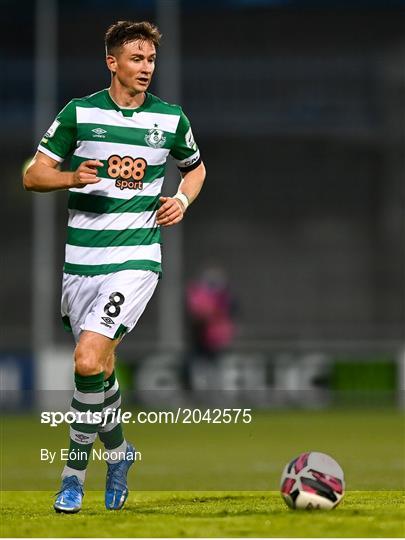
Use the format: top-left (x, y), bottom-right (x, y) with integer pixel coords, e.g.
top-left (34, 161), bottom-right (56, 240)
top-left (101, 316), bottom-right (115, 328)
top-left (92, 128), bottom-right (107, 138)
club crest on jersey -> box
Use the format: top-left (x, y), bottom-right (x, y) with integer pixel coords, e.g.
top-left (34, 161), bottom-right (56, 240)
top-left (145, 125), bottom-right (166, 148)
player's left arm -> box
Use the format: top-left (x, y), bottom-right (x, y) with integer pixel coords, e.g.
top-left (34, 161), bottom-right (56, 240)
top-left (157, 108), bottom-right (205, 227)
top-left (156, 161), bottom-right (206, 226)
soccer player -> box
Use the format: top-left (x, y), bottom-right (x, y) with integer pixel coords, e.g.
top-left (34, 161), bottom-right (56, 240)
top-left (23, 20), bottom-right (206, 513)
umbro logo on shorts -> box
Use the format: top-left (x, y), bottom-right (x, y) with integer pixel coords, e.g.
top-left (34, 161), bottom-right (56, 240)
top-left (101, 316), bottom-right (115, 328)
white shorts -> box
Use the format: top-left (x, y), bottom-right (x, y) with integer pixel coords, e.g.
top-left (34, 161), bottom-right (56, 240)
top-left (61, 270), bottom-right (159, 342)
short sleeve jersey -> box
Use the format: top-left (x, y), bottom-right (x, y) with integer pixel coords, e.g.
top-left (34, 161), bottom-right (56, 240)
top-left (38, 89), bottom-right (201, 276)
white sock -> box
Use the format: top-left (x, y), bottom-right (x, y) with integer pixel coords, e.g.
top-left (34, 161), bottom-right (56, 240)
top-left (62, 465), bottom-right (85, 484)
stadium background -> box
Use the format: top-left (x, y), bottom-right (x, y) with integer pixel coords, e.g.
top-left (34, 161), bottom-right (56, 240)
top-left (1, 0), bottom-right (404, 528)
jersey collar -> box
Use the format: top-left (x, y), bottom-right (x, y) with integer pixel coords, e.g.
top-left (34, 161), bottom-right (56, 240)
top-left (105, 89), bottom-right (150, 116)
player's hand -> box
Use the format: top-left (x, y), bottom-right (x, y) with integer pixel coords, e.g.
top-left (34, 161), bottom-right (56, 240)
top-left (71, 160), bottom-right (103, 188)
top-left (156, 196), bottom-right (185, 226)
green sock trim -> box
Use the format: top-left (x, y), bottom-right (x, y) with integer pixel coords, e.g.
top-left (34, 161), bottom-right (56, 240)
top-left (75, 371), bottom-right (105, 393)
top-left (99, 375), bottom-right (125, 449)
top-left (66, 441), bottom-right (93, 471)
top-left (99, 424), bottom-right (125, 450)
top-left (104, 370), bottom-right (116, 391)
top-left (72, 422), bottom-right (100, 434)
top-left (71, 399), bottom-right (105, 413)
top-left (104, 389), bottom-right (121, 408)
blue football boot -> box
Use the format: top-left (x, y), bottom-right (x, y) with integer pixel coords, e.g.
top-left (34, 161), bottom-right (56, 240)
top-left (105, 442), bottom-right (135, 510)
top-left (54, 475), bottom-right (84, 513)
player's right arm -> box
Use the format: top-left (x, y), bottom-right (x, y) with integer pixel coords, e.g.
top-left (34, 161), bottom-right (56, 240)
top-left (23, 151), bottom-right (102, 192)
top-left (23, 99), bottom-right (102, 192)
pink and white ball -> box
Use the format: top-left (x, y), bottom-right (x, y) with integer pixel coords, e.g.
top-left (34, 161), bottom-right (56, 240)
top-left (280, 452), bottom-right (345, 510)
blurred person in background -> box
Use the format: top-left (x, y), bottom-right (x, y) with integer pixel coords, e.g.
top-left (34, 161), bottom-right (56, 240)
top-left (23, 20), bottom-right (205, 514)
top-left (184, 267), bottom-right (236, 389)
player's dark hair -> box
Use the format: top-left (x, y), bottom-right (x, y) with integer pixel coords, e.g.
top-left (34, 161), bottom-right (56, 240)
top-left (105, 21), bottom-right (162, 54)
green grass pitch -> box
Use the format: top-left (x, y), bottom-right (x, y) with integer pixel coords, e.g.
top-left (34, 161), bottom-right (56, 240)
top-left (1, 409), bottom-right (404, 537)
top-left (1, 491), bottom-right (404, 537)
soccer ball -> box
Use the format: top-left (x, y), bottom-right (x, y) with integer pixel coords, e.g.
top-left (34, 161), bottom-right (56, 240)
top-left (280, 451), bottom-right (345, 510)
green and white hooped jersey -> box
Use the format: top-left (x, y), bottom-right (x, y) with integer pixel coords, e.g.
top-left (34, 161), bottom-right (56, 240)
top-left (38, 89), bottom-right (201, 276)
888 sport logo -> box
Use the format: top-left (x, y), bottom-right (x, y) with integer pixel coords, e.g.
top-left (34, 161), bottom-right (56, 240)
top-left (107, 155), bottom-right (147, 190)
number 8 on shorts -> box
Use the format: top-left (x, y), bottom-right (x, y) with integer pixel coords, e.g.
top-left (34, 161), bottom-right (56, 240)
top-left (104, 292), bottom-right (125, 318)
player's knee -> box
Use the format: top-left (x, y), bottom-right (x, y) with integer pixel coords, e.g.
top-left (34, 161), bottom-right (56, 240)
top-left (74, 345), bottom-right (103, 376)
top-left (104, 353), bottom-right (116, 378)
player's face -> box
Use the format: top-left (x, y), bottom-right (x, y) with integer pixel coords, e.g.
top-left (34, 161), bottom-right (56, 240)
top-left (107, 40), bottom-right (156, 94)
